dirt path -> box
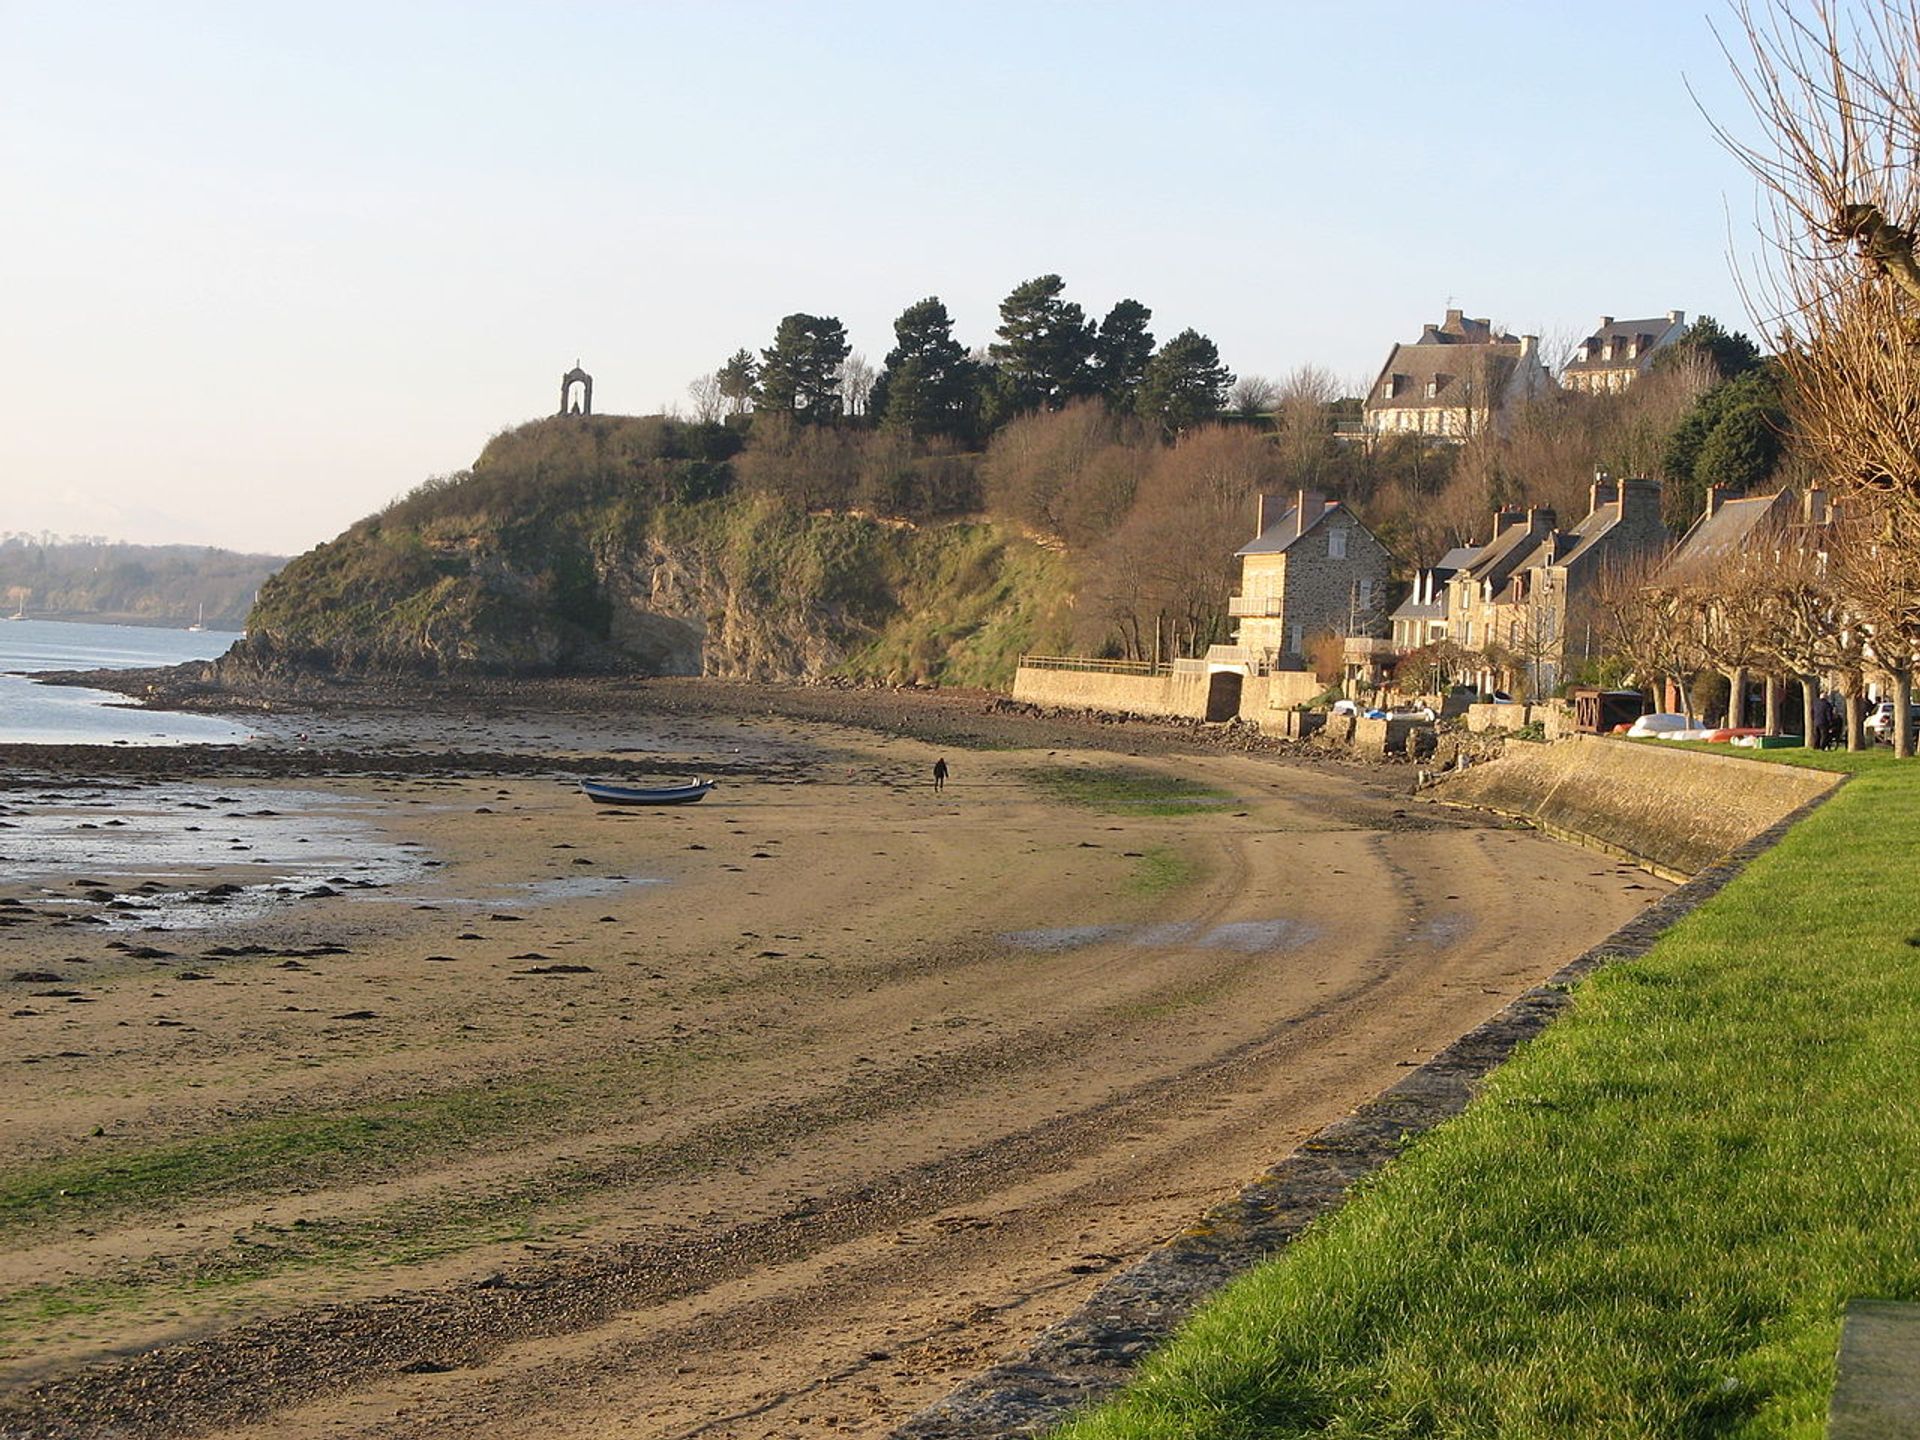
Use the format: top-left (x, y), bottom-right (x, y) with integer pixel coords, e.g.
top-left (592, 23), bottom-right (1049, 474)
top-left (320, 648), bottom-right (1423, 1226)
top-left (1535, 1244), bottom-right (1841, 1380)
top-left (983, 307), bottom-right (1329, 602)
top-left (0, 718), bottom-right (1666, 1439)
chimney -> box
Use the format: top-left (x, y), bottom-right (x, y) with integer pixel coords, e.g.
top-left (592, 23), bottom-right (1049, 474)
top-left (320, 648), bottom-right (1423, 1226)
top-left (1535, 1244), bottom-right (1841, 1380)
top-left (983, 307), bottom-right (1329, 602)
top-left (1492, 505), bottom-right (1525, 538)
top-left (1445, 307), bottom-right (1464, 328)
top-left (1421, 323), bottom-right (1441, 342)
top-left (1668, 309), bottom-right (1685, 326)
top-left (1295, 489), bottom-right (1326, 540)
top-left (1527, 506), bottom-right (1558, 537)
top-left (1255, 493), bottom-right (1286, 539)
top-left (1599, 315), bottom-right (1614, 328)
top-left (1619, 476), bottom-right (1663, 521)
top-left (1520, 334), bottom-right (1537, 357)
top-left (1704, 484), bottom-right (1723, 519)
top-left (1590, 468), bottom-right (1619, 515)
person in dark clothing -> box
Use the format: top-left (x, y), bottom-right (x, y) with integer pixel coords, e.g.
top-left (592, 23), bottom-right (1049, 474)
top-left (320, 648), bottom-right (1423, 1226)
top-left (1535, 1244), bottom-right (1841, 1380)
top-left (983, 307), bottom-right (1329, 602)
top-left (932, 757), bottom-right (949, 793)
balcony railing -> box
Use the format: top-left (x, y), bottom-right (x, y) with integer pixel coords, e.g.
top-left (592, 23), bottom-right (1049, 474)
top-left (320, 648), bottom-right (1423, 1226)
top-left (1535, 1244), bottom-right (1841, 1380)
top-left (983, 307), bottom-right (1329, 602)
top-left (1227, 595), bottom-right (1283, 618)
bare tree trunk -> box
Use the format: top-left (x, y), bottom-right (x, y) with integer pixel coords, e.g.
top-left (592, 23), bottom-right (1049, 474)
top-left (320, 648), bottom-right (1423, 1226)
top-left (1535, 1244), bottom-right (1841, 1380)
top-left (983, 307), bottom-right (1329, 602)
top-left (1730, 666), bottom-right (1748, 727)
top-left (1846, 691), bottom-right (1867, 751)
top-left (1897, 671), bottom-right (1915, 760)
top-left (1801, 675), bottom-right (1820, 749)
top-left (1764, 675), bottom-right (1783, 736)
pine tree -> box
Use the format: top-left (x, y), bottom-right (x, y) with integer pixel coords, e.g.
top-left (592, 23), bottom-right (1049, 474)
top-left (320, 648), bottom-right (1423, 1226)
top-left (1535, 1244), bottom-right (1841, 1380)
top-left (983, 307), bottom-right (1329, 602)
top-left (875, 297), bottom-right (976, 439)
top-left (1136, 329), bottom-right (1233, 437)
top-left (1091, 299), bottom-right (1154, 411)
top-left (757, 315), bottom-right (851, 423)
top-left (987, 274), bottom-right (1096, 415)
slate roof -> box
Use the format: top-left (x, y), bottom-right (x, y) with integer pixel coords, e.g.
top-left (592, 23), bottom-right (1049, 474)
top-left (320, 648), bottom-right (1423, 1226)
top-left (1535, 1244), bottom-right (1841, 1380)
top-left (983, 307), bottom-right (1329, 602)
top-left (1369, 342), bottom-right (1524, 412)
top-left (1390, 593), bottom-right (1447, 622)
top-left (1563, 314), bottom-right (1686, 375)
top-left (1238, 498), bottom-right (1350, 556)
top-left (1659, 491), bottom-right (1797, 581)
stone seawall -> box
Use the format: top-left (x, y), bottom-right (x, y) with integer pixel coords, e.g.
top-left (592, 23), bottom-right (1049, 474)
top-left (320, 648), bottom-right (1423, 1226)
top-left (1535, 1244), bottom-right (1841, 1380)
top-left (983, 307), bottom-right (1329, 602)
top-left (1010, 665), bottom-right (1322, 724)
top-left (1009, 668), bottom-right (1202, 718)
top-left (1429, 735), bottom-right (1839, 877)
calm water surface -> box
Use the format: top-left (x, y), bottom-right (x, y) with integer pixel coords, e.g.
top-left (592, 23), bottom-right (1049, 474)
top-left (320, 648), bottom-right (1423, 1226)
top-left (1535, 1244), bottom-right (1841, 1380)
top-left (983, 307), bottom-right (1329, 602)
top-left (0, 619), bottom-right (253, 745)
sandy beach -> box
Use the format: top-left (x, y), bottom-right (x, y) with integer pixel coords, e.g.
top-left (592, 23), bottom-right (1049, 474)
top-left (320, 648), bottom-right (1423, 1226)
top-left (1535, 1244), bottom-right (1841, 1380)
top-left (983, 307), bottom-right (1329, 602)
top-left (0, 683), bottom-right (1668, 1439)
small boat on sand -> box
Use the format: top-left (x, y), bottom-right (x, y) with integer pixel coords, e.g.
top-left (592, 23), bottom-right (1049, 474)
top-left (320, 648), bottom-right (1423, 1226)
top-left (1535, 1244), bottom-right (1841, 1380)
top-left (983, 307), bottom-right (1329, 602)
top-left (580, 779), bottom-right (715, 806)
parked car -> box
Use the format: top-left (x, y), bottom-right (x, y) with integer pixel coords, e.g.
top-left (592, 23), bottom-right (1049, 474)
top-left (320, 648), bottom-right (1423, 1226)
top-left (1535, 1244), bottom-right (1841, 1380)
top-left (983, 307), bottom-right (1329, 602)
top-left (1866, 699), bottom-right (1920, 744)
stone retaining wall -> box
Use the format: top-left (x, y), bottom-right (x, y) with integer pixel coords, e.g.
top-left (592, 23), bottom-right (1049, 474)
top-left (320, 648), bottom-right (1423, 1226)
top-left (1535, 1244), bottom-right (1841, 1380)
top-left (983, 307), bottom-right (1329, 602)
top-left (1010, 665), bottom-right (1324, 724)
top-left (1429, 735), bottom-right (1839, 877)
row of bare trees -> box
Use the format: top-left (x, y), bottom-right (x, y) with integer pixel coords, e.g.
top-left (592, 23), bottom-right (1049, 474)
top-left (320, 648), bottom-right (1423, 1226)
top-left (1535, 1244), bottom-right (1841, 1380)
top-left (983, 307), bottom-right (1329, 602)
top-left (1594, 498), bottom-right (1920, 754)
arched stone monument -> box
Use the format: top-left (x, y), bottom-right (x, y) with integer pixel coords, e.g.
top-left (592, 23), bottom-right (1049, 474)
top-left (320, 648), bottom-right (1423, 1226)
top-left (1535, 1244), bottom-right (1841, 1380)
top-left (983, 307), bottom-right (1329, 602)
top-left (558, 364), bottom-right (593, 417)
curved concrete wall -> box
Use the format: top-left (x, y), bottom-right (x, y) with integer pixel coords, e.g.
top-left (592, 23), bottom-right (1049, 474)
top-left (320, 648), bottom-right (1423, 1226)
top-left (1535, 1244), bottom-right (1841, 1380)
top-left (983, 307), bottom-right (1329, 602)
top-left (1430, 735), bottom-right (1839, 877)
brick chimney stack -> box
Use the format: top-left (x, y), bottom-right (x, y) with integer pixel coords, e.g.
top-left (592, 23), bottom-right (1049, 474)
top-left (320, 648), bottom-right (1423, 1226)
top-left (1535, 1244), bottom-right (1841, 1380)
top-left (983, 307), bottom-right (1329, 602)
top-left (1590, 469), bottom-right (1619, 515)
top-left (1704, 484), bottom-right (1724, 519)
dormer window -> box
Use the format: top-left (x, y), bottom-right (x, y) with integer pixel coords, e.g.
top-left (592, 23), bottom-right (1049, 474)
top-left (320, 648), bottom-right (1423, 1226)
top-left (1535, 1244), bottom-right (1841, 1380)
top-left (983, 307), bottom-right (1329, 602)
top-left (1386, 372), bottom-right (1408, 399)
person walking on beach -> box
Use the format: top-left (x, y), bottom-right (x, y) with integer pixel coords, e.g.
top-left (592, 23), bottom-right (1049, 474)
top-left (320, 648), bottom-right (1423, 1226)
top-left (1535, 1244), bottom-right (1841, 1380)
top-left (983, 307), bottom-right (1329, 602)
top-left (932, 757), bottom-right (949, 793)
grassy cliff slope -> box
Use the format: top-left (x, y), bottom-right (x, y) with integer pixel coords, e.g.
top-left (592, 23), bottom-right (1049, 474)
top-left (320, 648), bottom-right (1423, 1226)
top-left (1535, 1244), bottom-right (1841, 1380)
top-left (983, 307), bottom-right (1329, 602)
top-left (235, 415), bottom-right (1072, 687)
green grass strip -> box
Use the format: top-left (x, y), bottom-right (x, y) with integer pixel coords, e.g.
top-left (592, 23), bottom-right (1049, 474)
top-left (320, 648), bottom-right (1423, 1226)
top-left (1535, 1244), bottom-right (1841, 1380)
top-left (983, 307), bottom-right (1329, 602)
top-left (1057, 751), bottom-right (1920, 1439)
top-left (0, 1041), bottom-right (704, 1236)
top-left (1025, 764), bottom-right (1231, 816)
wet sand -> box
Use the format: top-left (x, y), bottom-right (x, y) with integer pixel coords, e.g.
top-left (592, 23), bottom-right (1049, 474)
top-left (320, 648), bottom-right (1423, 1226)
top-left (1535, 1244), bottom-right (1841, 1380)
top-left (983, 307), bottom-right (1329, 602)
top-left (0, 688), bottom-right (1669, 1438)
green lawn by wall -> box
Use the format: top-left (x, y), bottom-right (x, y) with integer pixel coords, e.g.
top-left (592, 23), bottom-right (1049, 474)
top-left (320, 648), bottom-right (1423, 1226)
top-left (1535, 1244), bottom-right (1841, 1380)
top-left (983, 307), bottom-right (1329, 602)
top-left (1056, 749), bottom-right (1920, 1440)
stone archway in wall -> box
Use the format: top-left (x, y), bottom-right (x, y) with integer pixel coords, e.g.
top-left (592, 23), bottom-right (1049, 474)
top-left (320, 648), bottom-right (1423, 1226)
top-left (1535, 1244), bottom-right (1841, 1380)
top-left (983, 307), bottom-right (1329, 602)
top-left (558, 365), bottom-right (593, 416)
top-left (1205, 670), bottom-right (1243, 722)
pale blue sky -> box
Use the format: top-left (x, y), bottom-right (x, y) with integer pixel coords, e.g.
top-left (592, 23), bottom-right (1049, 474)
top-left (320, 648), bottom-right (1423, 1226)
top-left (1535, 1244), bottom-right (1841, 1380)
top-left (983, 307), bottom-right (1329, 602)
top-left (3, 2), bottom-right (1772, 553)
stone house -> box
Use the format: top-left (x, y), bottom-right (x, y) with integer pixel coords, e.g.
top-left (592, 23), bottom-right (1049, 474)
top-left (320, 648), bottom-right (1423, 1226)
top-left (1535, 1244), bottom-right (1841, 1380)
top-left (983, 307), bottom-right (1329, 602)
top-left (1389, 547), bottom-right (1477, 650)
top-left (1219, 490), bottom-right (1396, 671)
top-left (1448, 475), bottom-right (1669, 697)
top-left (1363, 308), bottom-right (1555, 440)
top-left (1560, 311), bottom-right (1688, 394)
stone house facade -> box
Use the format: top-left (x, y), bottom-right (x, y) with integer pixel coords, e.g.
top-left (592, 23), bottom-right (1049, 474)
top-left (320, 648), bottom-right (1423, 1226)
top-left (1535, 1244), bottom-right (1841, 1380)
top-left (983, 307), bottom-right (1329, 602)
top-left (1390, 547), bottom-right (1477, 649)
top-left (1561, 312), bottom-right (1688, 394)
top-left (1219, 490), bottom-right (1396, 671)
top-left (1364, 308), bottom-right (1555, 440)
top-left (1448, 475), bottom-right (1668, 697)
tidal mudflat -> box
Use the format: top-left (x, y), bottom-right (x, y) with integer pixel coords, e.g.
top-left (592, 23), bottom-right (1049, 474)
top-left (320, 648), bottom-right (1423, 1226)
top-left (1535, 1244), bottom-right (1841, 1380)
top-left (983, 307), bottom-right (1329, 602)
top-left (0, 691), bottom-right (1668, 1439)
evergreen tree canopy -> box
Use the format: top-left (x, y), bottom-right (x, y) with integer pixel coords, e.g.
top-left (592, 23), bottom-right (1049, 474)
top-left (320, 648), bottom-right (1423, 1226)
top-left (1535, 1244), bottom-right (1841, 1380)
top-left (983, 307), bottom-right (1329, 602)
top-left (1660, 363), bottom-right (1788, 527)
top-left (1654, 315), bottom-right (1763, 381)
top-left (1091, 299), bottom-right (1155, 411)
top-left (716, 348), bottom-right (758, 413)
top-left (874, 297), bottom-right (976, 440)
top-left (1136, 329), bottom-right (1234, 437)
top-left (988, 274), bottom-right (1096, 415)
top-left (757, 314), bottom-right (851, 423)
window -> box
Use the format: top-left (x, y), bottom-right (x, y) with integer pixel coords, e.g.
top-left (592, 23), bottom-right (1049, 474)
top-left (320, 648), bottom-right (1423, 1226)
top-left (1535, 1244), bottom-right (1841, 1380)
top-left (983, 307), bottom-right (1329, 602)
top-left (1357, 578), bottom-right (1374, 610)
top-left (1289, 623), bottom-right (1304, 654)
top-left (1327, 527), bottom-right (1348, 560)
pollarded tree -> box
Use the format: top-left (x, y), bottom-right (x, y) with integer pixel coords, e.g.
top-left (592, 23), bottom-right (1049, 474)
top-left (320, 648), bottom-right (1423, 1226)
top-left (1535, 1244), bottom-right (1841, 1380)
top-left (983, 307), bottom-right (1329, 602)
top-left (757, 314), bottom-right (851, 424)
top-left (874, 297), bottom-right (977, 440)
top-left (1720, 1), bottom-right (1920, 526)
top-left (988, 274), bottom-right (1096, 416)
top-left (1090, 299), bottom-right (1155, 412)
top-left (1136, 329), bottom-right (1234, 438)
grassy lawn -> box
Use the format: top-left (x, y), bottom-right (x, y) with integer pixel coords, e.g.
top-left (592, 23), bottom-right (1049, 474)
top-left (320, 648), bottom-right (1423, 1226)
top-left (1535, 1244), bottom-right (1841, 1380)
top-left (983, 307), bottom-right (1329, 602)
top-left (1057, 749), bottom-right (1920, 1439)
top-left (1025, 763), bottom-right (1231, 816)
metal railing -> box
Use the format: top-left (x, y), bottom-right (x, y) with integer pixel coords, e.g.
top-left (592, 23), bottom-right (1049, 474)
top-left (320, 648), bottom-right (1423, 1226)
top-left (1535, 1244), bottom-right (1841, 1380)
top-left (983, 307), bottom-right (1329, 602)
top-left (1018, 654), bottom-right (1169, 676)
top-left (1227, 595), bottom-right (1283, 618)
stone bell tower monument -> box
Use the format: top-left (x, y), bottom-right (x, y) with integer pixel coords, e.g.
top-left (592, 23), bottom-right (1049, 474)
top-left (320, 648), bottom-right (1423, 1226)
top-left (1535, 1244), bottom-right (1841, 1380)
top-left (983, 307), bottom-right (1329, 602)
top-left (558, 364), bottom-right (593, 417)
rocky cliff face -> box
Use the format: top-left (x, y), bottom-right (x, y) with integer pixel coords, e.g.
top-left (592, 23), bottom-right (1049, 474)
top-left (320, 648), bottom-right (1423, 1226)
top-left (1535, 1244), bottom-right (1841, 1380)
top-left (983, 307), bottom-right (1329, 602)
top-left (226, 417), bottom-right (1071, 688)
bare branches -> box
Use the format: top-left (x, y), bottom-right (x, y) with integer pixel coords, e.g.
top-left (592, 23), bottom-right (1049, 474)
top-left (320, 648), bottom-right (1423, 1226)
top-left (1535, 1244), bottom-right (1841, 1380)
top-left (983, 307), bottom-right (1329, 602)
top-left (1721, 1), bottom-right (1920, 517)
